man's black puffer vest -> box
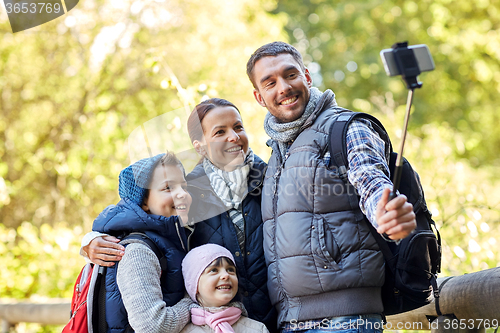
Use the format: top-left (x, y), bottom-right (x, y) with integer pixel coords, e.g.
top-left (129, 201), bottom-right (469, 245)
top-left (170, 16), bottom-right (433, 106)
top-left (186, 155), bottom-right (278, 333)
top-left (261, 92), bottom-right (385, 326)
top-left (92, 199), bottom-right (187, 333)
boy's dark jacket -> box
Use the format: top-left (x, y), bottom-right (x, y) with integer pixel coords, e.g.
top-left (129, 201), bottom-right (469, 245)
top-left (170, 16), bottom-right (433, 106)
top-left (186, 155), bottom-right (278, 332)
top-left (92, 198), bottom-right (187, 333)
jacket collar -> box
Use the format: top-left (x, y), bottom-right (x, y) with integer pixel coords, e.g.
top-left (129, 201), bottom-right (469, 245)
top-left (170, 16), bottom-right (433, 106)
top-left (93, 198), bottom-right (184, 241)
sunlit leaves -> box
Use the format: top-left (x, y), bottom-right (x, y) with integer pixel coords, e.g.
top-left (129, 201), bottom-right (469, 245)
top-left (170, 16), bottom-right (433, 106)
top-left (276, 0), bottom-right (500, 165)
top-left (274, 0), bottom-right (500, 276)
top-left (0, 3), bottom-right (286, 326)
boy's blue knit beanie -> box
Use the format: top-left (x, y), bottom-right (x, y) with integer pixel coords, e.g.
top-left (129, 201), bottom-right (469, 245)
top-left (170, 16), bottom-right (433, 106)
top-left (118, 153), bottom-right (165, 206)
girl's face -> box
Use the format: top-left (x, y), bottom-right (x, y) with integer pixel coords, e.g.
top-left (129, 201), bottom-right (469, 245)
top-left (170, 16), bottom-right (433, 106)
top-left (197, 257), bottom-right (238, 308)
top-left (193, 106), bottom-right (249, 172)
top-left (142, 164), bottom-right (192, 224)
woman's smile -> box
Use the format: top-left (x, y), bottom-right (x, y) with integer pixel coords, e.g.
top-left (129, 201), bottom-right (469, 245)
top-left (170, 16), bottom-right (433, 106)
top-left (195, 106), bottom-right (249, 171)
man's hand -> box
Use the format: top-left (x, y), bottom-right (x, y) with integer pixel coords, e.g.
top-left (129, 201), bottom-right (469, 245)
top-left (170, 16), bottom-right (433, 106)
top-left (376, 188), bottom-right (416, 240)
top-left (83, 236), bottom-right (125, 266)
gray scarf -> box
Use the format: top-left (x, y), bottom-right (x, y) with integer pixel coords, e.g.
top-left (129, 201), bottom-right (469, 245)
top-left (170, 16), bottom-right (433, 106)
top-left (202, 149), bottom-right (254, 210)
top-left (203, 149), bottom-right (254, 251)
top-left (264, 87), bottom-right (333, 158)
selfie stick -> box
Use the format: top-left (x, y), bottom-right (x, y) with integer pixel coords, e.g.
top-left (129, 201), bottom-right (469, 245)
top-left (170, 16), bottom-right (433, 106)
top-left (389, 42), bottom-right (422, 200)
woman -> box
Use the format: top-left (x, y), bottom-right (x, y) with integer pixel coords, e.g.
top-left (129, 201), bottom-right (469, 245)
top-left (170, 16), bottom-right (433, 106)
top-left (83, 99), bottom-right (277, 332)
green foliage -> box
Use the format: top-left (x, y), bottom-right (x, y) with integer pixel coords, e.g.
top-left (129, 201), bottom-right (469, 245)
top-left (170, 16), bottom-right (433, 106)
top-left (1, 0), bottom-right (500, 331)
top-left (273, 0), bottom-right (500, 275)
top-left (0, 223), bottom-right (83, 298)
top-left (274, 0), bottom-right (500, 166)
top-left (0, 223), bottom-right (83, 332)
top-left (0, 1), bottom-right (285, 330)
top-left (0, 0), bottom-right (286, 230)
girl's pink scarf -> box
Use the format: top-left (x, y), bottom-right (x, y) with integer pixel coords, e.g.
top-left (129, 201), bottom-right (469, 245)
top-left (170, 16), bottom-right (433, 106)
top-left (191, 307), bottom-right (242, 333)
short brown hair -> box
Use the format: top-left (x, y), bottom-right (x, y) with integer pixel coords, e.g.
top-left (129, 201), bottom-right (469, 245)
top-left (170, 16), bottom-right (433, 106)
top-left (246, 41), bottom-right (306, 88)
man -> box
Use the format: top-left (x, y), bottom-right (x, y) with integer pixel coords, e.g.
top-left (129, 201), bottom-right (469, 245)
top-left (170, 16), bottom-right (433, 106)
top-left (246, 41), bottom-right (416, 332)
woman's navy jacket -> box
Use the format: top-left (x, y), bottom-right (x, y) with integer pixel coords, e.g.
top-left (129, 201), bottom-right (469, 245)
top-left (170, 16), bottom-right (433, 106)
top-left (186, 155), bottom-right (277, 332)
top-left (92, 198), bottom-right (187, 333)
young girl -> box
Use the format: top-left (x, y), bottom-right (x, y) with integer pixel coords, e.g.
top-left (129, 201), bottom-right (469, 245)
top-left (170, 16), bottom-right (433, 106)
top-left (91, 152), bottom-right (193, 333)
top-left (181, 244), bottom-right (269, 333)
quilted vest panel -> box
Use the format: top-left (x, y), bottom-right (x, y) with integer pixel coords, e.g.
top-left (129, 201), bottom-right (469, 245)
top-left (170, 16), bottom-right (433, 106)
top-left (261, 107), bottom-right (384, 320)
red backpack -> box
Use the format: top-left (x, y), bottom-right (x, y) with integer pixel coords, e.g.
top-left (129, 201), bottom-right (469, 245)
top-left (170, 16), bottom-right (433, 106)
top-left (62, 263), bottom-right (96, 332)
top-left (62, 232), bottom-right (167, 333)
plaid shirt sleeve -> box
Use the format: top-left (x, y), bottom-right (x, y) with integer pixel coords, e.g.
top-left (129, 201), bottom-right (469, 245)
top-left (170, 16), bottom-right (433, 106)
top-left (345, 118), bottom-right (393, 229)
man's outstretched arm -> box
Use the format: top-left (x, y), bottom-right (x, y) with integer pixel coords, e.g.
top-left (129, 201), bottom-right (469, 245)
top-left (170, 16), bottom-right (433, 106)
top-left (346, 118), bottom-right (416, 240)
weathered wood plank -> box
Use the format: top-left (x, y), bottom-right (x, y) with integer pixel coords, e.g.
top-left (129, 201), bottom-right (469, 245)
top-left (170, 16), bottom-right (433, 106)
top-left (387, 267), bottom-right (500, 330)
top-left (0, 299), bottom-right (70, 326)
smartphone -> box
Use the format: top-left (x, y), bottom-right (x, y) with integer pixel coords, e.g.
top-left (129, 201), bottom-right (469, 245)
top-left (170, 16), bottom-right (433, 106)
top-left (380, 44), bottom-right (435, 77)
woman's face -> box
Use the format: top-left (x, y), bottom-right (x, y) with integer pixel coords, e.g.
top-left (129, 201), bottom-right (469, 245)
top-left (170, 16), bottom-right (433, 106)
top-left (194, 106), bottom-right (249, 171)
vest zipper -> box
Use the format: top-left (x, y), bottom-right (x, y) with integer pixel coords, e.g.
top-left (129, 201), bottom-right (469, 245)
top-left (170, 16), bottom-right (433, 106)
top-left (272, 151), bottom-right (289, 298)
top-left (174, 219), bottom-right (186, 252)
top-left (184, 224), bottom-right (194, 251)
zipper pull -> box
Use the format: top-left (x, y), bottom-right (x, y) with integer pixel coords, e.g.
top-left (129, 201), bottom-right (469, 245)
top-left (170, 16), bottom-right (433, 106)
top-left (69, 314), bottom-right (75, 330)
top-left (272, 167), bottom-right (281, 195)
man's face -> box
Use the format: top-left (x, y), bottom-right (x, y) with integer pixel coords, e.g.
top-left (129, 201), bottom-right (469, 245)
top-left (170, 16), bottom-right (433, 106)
top-left (252, 53), bottom-right (312, 123)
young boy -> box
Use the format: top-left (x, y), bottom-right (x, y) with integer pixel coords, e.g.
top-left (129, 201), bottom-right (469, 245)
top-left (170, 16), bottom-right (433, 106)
top-left (90, 152), bottom-right (193, 333)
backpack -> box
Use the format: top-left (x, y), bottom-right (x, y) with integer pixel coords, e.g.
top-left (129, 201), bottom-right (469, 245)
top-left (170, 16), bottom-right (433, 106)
top-left (328, 111), bottom-right (441, 316)
top-left (62, 232), bottom-right (168, 333)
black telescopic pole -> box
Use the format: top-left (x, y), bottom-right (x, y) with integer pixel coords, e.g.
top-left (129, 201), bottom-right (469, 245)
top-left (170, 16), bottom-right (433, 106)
top-left (390, 88), bottom-right (415, 200)
top-left (389, 42), bottom-right (423, 200)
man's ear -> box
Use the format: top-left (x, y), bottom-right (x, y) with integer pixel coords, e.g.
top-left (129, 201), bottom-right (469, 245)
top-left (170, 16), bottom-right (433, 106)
top-left (304, 68), bottom-right (313, 88)
top-left (141, 203), bottom-right (150, 213)
top-left (253, 89), bottom-right (267, 107)
top-left (193, 140), bottom-right (207, 156)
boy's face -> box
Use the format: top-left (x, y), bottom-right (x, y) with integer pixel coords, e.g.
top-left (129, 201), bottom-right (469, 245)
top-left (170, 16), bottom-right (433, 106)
top-left (252, 53), bottom-right (312, 123)
top-left (197, 257), bottom-right (238, 308)
top-left (142, 164), bottom-right (192, 224)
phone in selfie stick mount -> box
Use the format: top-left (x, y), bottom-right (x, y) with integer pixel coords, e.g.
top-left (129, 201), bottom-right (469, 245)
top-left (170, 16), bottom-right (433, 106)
top-left (380, 42), bottom-right (435, 199)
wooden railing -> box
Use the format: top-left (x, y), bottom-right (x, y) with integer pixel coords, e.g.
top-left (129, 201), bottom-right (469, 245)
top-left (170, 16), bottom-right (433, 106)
top-left (1, 268), bottom-right (499, 332)
top-left (387, 267), bottom-right (500, 332)
top-left (0, 298), bottom-right (69, 333)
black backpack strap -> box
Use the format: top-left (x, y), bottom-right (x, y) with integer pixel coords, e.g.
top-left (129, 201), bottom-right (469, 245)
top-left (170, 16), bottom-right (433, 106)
top-left (434, 276), bottom-right (454, 316)
top-left (92, 233), bottom-right (168, 333)
top-left (328, 111), bottom-right (393, 220)
top-left (122, 232), bottom-right (168, 272)
top-left (328, 111), bottom-right (392, 173)
top-left (328, 112), bottom-right (354, 179)
top-left (93, 265), bottom-right (107, 333)
top-left (328, 111), bottom-right (398, 271)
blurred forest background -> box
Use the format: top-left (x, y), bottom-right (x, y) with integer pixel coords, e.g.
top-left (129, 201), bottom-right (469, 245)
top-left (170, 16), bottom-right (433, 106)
top-left (1, 0), bottom-right (500, 331)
